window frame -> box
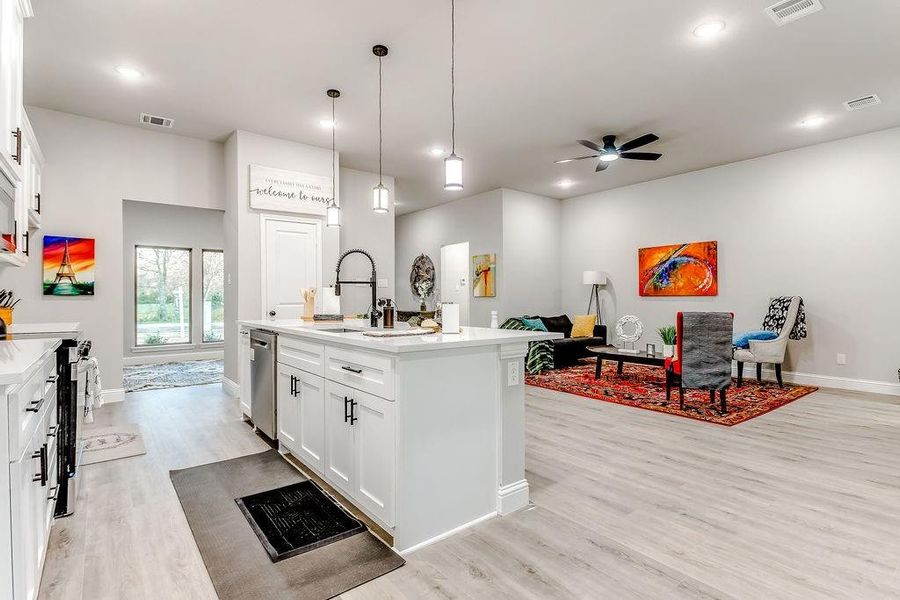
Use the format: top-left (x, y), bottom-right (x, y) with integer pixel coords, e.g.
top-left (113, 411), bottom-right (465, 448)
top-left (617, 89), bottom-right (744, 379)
top-left (200, 248), bottom-right (225, 345)
top-left (134, 244), bottom-right (194, 348)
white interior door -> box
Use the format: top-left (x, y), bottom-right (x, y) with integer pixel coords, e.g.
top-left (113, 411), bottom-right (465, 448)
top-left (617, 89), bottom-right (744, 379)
top-left (262, 217), bottom-right (320, 320)
top-left (440, 242), bottom-right (470, 326)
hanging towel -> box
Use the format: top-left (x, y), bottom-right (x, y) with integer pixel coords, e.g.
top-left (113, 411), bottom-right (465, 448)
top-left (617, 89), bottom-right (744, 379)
top-left (762, 296), bottom-right (807, 340)
top-left (80, 356), bottom-right (104, 424)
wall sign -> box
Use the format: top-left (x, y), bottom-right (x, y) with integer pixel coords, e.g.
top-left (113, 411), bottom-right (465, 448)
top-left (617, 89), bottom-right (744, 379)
top-left (249, 164), bottom-right (333, 215)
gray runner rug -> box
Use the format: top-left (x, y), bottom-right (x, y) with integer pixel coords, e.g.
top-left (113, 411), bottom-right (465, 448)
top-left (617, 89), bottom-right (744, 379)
top-left (170, 450), bottom-right (404, 600)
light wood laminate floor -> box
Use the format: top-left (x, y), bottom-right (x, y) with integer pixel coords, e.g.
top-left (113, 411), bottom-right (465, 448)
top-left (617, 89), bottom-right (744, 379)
top-left (38, 383), bottom-right (900, 599)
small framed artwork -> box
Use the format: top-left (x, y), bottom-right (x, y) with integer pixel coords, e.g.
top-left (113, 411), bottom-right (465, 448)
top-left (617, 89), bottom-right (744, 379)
top-left (646, 343), bottom-right (656, 356)
top-left (43, 236), bottom-right (95, 296)
top-left (472, 253), bottom-right (496, 297)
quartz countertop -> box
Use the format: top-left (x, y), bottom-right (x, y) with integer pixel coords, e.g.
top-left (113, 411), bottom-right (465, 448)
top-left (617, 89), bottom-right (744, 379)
top-left (9, 321), bottom-right (82, 338)
top-left (0, 338), bottom-right (62, 385)
top-left (237, 319), bottom-right (561, 354)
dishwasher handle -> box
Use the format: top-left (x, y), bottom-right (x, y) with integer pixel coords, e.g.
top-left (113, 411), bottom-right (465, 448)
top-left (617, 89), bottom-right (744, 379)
top-left (250, 339), bottom-right (271, 351)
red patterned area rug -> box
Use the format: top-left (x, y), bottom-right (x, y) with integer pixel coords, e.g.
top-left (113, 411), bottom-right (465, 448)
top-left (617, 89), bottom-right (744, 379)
top-left (525, 361), bottom-right (818, 426)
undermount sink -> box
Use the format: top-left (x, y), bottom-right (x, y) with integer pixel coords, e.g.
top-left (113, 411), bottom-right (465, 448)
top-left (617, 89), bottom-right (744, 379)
top-left (317, 327), bottom-right (363, 334)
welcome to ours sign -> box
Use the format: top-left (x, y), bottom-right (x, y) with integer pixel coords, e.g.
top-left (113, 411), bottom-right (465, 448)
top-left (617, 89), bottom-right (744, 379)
top-left (248, 164), bottom-right (334, 215)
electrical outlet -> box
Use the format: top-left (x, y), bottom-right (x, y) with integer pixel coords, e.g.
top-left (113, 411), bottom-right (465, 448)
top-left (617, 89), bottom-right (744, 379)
top-left (507, 361), bottom-right (520, 387)
top-left (836, 353), bottom-right (847, 365)
top-left (377, 278), bottom-right (389, 289)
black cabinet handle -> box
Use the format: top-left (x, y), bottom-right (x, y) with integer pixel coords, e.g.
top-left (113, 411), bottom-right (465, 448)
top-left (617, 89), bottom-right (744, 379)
top-left (35, 192), bottom-right (40, 214)
top-left (47, 425), bottom-right (57, 438)
top-left (23, 230), bottom-right (28, 256)
top-left (48, 485), bottom-right (59, 501)
top-left (26, 397), bottom-right (44, 413)
top-left (11, 128), bottom-right (21, 165)
top-left (341, 365), bottom-right (363, 374)
top-left (33, 444), bottom-right (47, 486)
top-left (350, 399), bottom-right (358, 425)
top-left (343, 396), bottom-right (350, 423)
top-left (289, 375), bottom-right (296, 396)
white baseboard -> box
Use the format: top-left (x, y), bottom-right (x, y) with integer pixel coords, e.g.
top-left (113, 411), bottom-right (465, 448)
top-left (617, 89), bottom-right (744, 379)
top-left (123, 349), bottom-right (224, 366)
top-left (398, 511), bottom-right (497, 555)
top-left (497, 479), bottom-right (530, 515)
top-left (731, 364), bottom-right (900, 397)
top-left (222, 376), bottom-right (239, 398)
top-left (102, 388), bottom-right (125, 403)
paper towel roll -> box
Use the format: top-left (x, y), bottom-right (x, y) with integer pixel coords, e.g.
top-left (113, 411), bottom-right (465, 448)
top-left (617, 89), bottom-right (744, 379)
top-left (321, 286), bottom-right (341, 314)
top-left (441, 302), bottom-right (460, 334)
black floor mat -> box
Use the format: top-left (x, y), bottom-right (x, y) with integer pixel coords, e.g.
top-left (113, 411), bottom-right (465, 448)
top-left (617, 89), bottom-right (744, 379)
top-left (235, 480), bottom-right (366, 562)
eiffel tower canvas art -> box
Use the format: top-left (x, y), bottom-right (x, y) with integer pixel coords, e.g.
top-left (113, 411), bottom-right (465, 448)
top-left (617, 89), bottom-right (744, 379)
top-left (43, 236), bottom-right (95, 296)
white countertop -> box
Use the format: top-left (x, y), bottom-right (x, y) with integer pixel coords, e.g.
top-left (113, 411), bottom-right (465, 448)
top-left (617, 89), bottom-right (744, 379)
top-left (238, 319), bottom-right (561, 354)
top-left (9, 321), bottom-right (82, 338)
top-left (0, 338), bottom-right (62, 385)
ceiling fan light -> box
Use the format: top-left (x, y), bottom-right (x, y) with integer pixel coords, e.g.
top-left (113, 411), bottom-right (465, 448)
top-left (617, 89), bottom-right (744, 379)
top-left (373, 183), bottom-right (390, 213)
top-left (599, 153), bottom-right (619, 162)
top-left (444, 153), bottom-right (464, 190)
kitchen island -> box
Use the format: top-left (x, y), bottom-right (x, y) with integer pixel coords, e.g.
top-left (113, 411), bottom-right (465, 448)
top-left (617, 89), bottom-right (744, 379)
top-left (237, 319), bottom-right (560, 553)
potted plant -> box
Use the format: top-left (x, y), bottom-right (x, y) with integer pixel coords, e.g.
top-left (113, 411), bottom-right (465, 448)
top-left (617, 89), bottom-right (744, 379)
top-left (658, 325), bottom-right (677, 358)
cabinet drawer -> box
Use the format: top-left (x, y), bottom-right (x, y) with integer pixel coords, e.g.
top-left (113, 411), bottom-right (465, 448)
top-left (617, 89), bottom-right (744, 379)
top-left (8, 355), bottom-right (56, 462)
top-left (324, 346), bottom-right (394, 400)
top-left (278, 337), bottom-right (325, 377)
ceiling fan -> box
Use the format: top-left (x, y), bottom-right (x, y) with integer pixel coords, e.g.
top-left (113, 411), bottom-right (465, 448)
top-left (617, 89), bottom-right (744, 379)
top-left (556, 134), bottom-right (662, 171)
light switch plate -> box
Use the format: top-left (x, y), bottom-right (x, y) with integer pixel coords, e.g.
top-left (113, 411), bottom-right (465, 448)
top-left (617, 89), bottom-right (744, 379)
top-left (836, 353), bottom-right (847, 365)
top-left (377, 278), bottom-right (389, 288)
top-left (507, 361), bottom-right (520, 387)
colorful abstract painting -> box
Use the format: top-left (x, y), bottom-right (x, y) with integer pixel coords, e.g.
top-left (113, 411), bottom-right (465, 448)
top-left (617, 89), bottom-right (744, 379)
top-left (638, 241), bottom-right (717, 297)
top-left (43, 236), bottom-right (95, 296)
top-left (473, 253), bottom-right (496, 297)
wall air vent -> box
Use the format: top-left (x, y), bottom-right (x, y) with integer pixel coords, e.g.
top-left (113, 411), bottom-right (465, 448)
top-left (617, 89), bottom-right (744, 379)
top-left (765, 0), bottom-right (823, 26)
top-left (139, 113), bottom-right (174, 128)
top-left (843, 94), bottom-right (882, 111)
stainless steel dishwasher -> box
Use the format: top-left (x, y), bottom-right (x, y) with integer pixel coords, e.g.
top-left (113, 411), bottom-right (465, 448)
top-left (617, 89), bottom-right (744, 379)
top-left (250, 330), bottom-right (277, 439)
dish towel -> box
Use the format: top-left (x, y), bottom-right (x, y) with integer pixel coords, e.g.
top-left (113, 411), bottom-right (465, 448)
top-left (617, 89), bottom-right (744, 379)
top-left (762, 296), bottom-right (807, 340)
top-left (80, 357), bottom-right (104, 424)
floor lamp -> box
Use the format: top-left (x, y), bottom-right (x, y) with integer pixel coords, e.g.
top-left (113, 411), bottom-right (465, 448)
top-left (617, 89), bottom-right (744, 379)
top-left (583, 271), bottom-right (607, 325)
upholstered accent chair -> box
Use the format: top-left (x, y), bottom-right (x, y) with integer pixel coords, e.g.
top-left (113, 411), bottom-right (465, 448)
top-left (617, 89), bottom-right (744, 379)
top-left (734, 296), bottom-right (801, 388)
top-left (665, 312), bottom-right (734, 414)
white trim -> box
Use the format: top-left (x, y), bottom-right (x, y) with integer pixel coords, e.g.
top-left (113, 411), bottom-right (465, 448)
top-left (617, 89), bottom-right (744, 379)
top-left (130, 343), bottom-right (196, 353)
top-left (398, 511), bottom-right (497, 555)
top-left (497, 479), bottom-right (530, 515)
top-left (259, 213), bottom-right (323, 320)
top-left (222, 376), bottom-right (239, 398)
top-left (123, 349), bottom-right (223, 366)
top-left (731, 363), bottom-right (900, 397)
top-left (103, 388), bottom-right (125, 403)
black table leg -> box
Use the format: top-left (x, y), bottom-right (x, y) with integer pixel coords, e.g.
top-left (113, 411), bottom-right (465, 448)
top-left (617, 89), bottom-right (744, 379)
top-left (756, 363), bottom-right (762, 383)
top-left (595, 358), bottom-right (603, 379)
top-left (736, 361), bottom-right (744, 387)
top-left (775, 364), bottom-right (783, 388)
top-left (719, 389), bottom-right (727, 414)
top-left (617, 360), bottom-right (623, 375)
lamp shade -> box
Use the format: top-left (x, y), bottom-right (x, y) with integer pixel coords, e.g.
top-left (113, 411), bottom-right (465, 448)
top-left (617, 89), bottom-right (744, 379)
top-left (373, 183), bottom-right (390, 213)
top-left (443, 153), bottom-right (463, 191)
top-left (582, 270), bottom-right (607, 285)
top-left (326, 203), bottom-right (341, 228)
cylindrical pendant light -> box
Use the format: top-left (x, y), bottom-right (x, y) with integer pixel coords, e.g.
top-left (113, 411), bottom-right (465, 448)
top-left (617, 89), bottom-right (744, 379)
top-left (444, 0), bottom-right (463, 191)
top-left (326, 89), bottom-right (341, 228)
top-left (372, 44), bottom-right (390, 213)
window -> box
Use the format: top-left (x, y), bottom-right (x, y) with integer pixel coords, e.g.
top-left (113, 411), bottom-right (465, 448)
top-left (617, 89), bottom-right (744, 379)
top-left (202, 249), bottom-right (224, 343)
top-left (135, 246), bottom-right (191, 346)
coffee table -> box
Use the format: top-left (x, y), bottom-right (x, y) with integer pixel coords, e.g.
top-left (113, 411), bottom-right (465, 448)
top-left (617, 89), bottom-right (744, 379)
top-left (587, 346), bottom-right (666, 379)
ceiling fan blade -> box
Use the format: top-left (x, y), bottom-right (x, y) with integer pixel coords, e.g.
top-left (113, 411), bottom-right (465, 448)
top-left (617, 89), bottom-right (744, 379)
top-left (618, 133), bottom-right (659, 152)
top-left (577, 139), bottom-right (603, 153)
top-left (595, 161), bottom-right (610, 172)
top-left (554, 155), bottom-right (599, 164)
top-left (620, 152), bottom-right (662, 161)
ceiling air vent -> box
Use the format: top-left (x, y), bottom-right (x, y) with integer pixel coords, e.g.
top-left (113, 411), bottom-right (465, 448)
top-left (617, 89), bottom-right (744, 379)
top-left (139, 113), bottom-right (174, 128)
top-left (843, 94), bottom-right (882, 111)
top-left (765, 0), bottom-right (823, 26)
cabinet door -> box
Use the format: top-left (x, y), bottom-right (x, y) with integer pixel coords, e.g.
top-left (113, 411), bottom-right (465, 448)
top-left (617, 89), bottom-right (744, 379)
top-left (294, 369), bottom-right (325, 473)
top-left (323, 380), bottom-right (355, 499)
top-left (11, 425), bottom-right (42, 600)
top-left (277, 363), bottom-right (299, 451)
top-left (239, 329), bottom-right (252, 417)
top-left (0, 0), bottom-right (25, 166)
top-left (353, 390), bottom-right (395, 527)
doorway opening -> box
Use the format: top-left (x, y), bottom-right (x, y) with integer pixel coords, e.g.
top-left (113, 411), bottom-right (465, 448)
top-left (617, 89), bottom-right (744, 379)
top-left (440, 242), bottom-right (470, 326)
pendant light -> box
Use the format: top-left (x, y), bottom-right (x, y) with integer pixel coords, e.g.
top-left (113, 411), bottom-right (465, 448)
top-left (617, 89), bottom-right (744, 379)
top-left (444, 0), bottom-right (463, 191)
top-left (372, 44), bottom-right (390, 213)
top-left (326, 89), bottom-right (341, 228)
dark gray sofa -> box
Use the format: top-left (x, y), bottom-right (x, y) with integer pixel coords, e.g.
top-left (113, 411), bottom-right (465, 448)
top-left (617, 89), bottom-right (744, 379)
top-left (526, 315), bottom-right (608, 368)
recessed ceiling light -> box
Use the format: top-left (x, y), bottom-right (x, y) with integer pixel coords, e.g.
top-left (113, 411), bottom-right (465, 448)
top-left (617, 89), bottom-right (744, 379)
top-left (115, 65), bottom-right (143, 80)
top-left (320, 119), bottom-right (336, 129)
top-left (429, 147), bottom-right (445, 157)
top-left (799, 115), bottom-right (826, 128)
top-left (557, 179), bottom-right (575, 189)
top-left (693, 20), bottom-right (726, 38)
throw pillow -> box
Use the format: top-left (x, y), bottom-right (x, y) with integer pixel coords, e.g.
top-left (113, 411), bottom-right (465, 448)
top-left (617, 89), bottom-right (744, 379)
top-left (521, 317), bottom-right (548, 331)
top-left (732, 330), bottom-right (779, 349)
top-left (539, 315), bottom-right (574, 338)
top-left (570, 315), bottom-right (596, 338)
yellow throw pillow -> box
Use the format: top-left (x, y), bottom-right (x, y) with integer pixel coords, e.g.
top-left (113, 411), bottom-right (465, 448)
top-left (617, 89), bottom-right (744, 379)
top-left (571, 315), bottom-right (596, 338)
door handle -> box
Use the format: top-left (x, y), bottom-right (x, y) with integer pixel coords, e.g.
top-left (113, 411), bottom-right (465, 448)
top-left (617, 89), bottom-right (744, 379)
top-left (343, 396), bottom-right (350, 423)
top-left (341, 365), bottom-right (363, 375)
top-left (350, 399), bottom-right (358, 425)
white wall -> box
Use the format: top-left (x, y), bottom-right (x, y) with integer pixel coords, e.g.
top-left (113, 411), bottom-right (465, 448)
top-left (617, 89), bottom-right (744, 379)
top-left (395, 189), bottom-right (503, 327)
top-left (0, 108), bottom-right (224, 398)
top-left (561, 126), bottom-right (900, 388)
top-left (501, 189), bottom-right (561, 318)
top-left (122, 200), bottom-right (224, 360)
